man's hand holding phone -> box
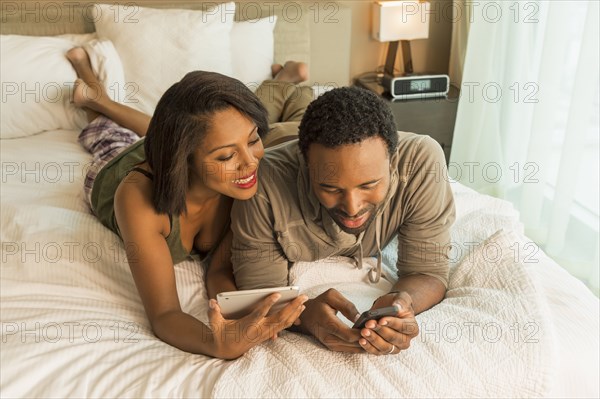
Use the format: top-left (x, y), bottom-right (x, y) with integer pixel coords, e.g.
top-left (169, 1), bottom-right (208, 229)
top-left (294, 288), bottom-right (419, 356)
top-left (356, 290), bottom-right (419, 355)
top-left (296, 288), bottom-right (364, 353)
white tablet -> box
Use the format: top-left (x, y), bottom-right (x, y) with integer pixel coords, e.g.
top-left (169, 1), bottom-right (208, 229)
top-left (216, 286), bottom-right (300, 319)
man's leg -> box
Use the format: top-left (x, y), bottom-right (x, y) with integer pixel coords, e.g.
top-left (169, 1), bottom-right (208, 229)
top-left (66, 47), bottom-right (151, 136)
top-left (256, 61), bottom-right (314, 147)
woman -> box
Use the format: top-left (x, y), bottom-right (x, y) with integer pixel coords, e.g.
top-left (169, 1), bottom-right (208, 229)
top-left (66, 47), bottom-right (311, 359)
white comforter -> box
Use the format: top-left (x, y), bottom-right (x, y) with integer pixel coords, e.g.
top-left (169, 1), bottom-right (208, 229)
top-left (1, 130), bottom-right (598, 398)
top-left (214, 229), bottom-right (556, 398)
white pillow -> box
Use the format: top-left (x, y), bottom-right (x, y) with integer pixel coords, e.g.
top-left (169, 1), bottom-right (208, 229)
top-left (59, 33), bottom-right (98, 46)
top-left (81, 38), bottom-right (127, 104)
top-left (93, 2), bottom-right (235, 115)
top-left (0, 35), bottom-right (91, 139)
top-left (231, 16), bottom-right (277, 87)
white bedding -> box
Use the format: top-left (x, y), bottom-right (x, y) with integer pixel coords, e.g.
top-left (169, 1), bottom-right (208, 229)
top-left (1, 130), bottom-right (598, 398)
top-left (214, 229), bottom-right (556, 398)
top-left (0, 130), bottom-right (227, 397)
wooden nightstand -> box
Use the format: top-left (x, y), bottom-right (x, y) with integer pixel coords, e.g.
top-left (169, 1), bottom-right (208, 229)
top-left (354, 78), bottom-right (459, 164)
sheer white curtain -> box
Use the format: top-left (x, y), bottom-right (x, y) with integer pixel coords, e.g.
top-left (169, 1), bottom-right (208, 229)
top-left (449, 0), bottom-right (599, 293)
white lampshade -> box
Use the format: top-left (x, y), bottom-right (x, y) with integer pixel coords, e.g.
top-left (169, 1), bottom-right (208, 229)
top-left (372, 1), bottom-right (430, 42)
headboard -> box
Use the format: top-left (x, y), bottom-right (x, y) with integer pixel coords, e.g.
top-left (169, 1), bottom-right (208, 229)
top-left (0, 1), bottom-right (352, 86)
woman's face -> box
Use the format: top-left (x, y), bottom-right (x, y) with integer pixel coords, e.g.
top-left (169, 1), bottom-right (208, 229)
top-left (191, 107), bottom-right (265, 200)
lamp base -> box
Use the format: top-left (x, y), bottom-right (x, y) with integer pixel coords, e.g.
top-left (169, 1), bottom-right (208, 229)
top-left (384, 40), bottom-right (413, 77)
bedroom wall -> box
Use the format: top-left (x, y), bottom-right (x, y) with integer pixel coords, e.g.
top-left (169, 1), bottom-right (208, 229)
top-left (1, 0), bottom-right (452, 86)
top-left (341, 0), bottom-right (454, 80)
top-left (254, 0), bottom-right (453, 85)
top-left (264, 0), bottom-right (453, 84)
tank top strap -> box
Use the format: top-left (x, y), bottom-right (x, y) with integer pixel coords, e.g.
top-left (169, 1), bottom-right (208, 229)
top-left (165, 211), bottom-right (189, 262)
top-left (128, 167), bottom-right (154, 180)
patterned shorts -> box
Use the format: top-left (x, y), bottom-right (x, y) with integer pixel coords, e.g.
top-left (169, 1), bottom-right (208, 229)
top-left (79, 116), bottom-right (140, 208)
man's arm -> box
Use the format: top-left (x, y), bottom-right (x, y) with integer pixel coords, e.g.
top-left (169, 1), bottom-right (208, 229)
top-left (394, 135), bottom-right (455, 308)
top-left (388, 274), bottom-right (446, 314)
top-left (205, 230), bottom-right (237, 299)
top-left (358, 136), bottom-right (456, 355)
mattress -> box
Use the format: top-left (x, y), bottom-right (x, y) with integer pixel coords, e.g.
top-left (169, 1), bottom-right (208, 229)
top-left (1, 130), bottom-right (598, 398)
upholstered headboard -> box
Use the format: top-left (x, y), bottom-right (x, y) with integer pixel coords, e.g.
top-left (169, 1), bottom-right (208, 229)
top-left (0, 1), bottom-right (352, 86)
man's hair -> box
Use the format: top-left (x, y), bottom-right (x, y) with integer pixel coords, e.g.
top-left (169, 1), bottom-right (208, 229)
top-left (298, 86), bottom-right (398, 159)
top-left (144, 71), bottom-right (269, 216)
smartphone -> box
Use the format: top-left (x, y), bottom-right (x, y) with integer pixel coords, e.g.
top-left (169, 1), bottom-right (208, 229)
top-left (216, 286), bottom-right (300, 319)
top-left (352, 306), bottom-right (400, 329)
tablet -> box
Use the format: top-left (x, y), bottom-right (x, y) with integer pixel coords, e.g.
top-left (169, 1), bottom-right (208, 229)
top-left (216, 286), bottom-right (301, 319)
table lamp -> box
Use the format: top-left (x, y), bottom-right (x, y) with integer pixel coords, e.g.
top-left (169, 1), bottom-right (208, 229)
top-left (372, 0), bottom-right (449, 99)
top-left (373, 0), bottom-right (430, 76)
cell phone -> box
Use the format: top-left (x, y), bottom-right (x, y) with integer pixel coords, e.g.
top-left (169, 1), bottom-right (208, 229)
top-left (352, 306), bottom-right (400, 329)
top-left (216, 286), bottom-right (300, 319)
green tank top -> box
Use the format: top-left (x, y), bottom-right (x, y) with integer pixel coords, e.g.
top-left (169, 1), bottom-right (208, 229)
top-left (90, 139), bottom-right (191, 264)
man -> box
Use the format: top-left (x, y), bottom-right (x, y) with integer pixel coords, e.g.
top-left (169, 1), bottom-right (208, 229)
top-left (230, 87), bottom-right (455, 355)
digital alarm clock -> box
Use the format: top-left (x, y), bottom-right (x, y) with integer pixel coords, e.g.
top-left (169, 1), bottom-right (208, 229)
top-left (381, 74), bottom-right (450, 99)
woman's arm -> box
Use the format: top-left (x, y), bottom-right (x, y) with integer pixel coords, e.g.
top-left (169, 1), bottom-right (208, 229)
top-left (153, 293), bottom-right (306, 359)
top-left (205, 230), bottom-right (237, 299)
top-left (114, 180), bottom-right (306, 358)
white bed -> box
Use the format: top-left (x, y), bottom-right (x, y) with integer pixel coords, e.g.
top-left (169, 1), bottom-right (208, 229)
top-left (1, 1), bottom-right (598, 398)
top-left (1, 129), bottom-right (598, 398)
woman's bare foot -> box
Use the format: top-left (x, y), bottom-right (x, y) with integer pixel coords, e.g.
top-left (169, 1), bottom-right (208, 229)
top-left (72, 78), bottom-right (103, 108)
top-left (272, 61), bottom-right (309, 84)
top-left (66, 48), bottom-right (96, 82)
top-left (65, 47), bottom-right (88, 65)
top-left (67, 46), bottom-right (151, 131)
top-left (66, 47), bottom-right (107, 109)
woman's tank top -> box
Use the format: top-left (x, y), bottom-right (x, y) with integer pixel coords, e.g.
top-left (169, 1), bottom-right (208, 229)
top-left (90, 139), bottom-right (191, 264)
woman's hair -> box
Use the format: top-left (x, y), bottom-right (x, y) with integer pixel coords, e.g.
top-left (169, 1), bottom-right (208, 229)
top-left (144, 71), bottom-right (269, 216)
top-left (298, 86), bottom-right (398, 159)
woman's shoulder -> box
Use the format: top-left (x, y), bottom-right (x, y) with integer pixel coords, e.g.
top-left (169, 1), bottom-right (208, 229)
top-left (115, 168), bottom-right (170, 236)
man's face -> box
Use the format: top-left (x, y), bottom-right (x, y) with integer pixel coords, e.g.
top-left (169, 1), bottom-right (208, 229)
top-left (307, 137), bottom-right (391, 235)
